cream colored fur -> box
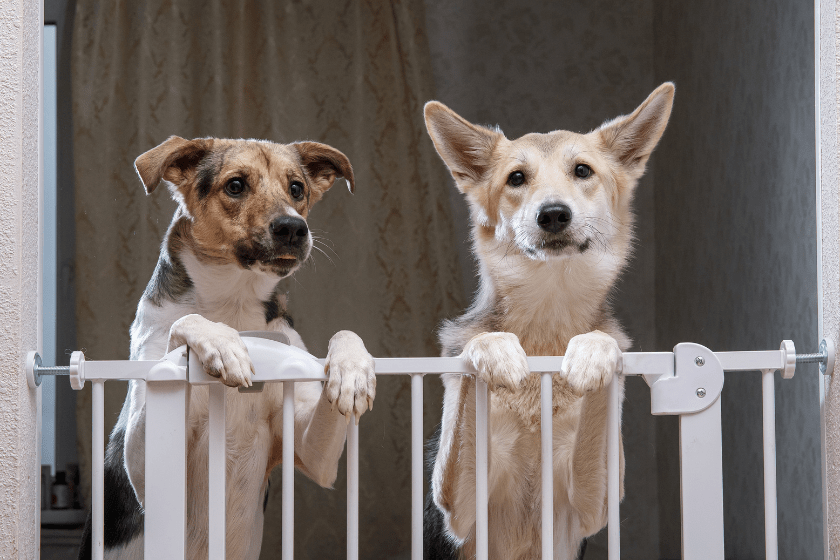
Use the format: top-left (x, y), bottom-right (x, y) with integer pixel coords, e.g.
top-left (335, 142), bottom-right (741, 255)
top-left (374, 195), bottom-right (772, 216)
top-left (424, 83), bottom-right (674, 559)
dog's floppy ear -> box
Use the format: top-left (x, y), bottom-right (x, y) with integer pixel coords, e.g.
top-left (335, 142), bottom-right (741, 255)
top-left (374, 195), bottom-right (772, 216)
top-left (135, 136), bottom-right (212, 194)
top-left (424, 101), bottom-right (502, 189)
top-left (293, 142), bottom-right (355, 201)
top-left (597, 82), bottom-right (674, 178)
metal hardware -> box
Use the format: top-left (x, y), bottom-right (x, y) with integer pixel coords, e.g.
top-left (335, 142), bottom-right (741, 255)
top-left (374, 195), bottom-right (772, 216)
top-left (695, 356), bottom-right (705, 366)
top-left (650, 343), bottom-right (724, 415)
top-left (26, 351), bottom-right (71, 388)
top-left (26, 350), bottom-right (86, 390)
top-left (794, 338), bottom-right (835, 376)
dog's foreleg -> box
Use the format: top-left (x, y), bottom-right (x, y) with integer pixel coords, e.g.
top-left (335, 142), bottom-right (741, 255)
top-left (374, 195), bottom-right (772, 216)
top-left (566, 383), bottom-right (626, 536)
top-left (432, 332), bottom-right (529, 542)
top-left (431, 374), bottom-right (476, 542)
top-left (122, 387), bottom-right (147, 506)
top-left (274, 330), bottom-right (376, 488)
top-left (562, 330), bottom-right (625, 536)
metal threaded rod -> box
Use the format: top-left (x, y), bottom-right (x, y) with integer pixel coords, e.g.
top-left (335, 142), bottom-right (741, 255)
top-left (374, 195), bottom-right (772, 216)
top-left (796, 352), bottom-right (827, 364)
top-left (35, 365), bottom-right (70, 376)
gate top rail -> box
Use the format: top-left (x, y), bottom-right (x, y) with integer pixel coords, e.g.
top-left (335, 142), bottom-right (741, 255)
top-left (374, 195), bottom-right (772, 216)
top-left (25, 333), bottom-right (836, 391)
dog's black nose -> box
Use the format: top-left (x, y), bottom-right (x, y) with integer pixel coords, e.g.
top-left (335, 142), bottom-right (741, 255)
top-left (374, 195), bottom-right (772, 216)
top-left (537, 204), bottom-right (573, 233)
top-left (270, 216), bottom-right (309, 246)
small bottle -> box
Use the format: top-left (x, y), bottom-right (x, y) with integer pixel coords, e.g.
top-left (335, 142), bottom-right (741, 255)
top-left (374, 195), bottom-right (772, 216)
top-left (52, 471), bottom-right (71, 510)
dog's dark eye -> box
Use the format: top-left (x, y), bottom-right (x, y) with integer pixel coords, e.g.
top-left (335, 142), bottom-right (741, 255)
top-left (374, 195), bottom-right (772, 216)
top-left (508, 171), bottom-right (526, 187)
top-left (290, 181), bottom-right (304, 200)
top-left (574, 164), bottom-right (593, 179)
top-left (225, 178), bottom-right (246, 197)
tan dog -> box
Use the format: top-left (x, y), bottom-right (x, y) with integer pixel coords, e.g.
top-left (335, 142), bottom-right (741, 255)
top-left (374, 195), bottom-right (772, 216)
top-left (422, 84), bottom-right (675, 559)
top-left (79, 137), bottom-right (376, 560)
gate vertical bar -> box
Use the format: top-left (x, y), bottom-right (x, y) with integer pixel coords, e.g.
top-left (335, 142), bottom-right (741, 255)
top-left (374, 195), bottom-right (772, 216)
top-left (282, 382), bottom-right (295, 560)
top-left (411, 373), bottom-right (423, 560)
top-left (607, 374), bottom-right (621, 560)
top-left (541, 372), bottom-right (553, 559)
top-left (679, 397), bottom-right (725, 560)
top-left (476, 379), bottom-right (490, 560)
top-left (762, 369), bottom-right (779, 560)
top-left (145, 373), bottom-right (190, 560)
top-left (208, 383), bottom-right (226, 560)
top-left (92, 380), bottom-right (105, 560)
top-left (347, 421), bottom-right (359, 560)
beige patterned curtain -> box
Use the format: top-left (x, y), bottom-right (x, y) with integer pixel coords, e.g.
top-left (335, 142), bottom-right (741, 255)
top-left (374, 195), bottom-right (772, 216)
top-left (71, 1), bottom-right (463, 557)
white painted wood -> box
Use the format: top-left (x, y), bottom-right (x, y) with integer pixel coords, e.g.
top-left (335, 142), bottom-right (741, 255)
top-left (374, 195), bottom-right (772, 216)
top-left (208, 383), bottom-right (226, 560)
top-left (144, 375), bottom-right (190, 560)
top-left (762, 369), bottom-right (779, 560)
top-left (540, 372), bottom-right (553, 560)
top-left (679, 397), bottom-right (725, 560)
top-left (92, 380), bottom-right (105, 560)
top-left (347, 420), bottom-right (359, 560)
top-left (475, 379), bottom-right (489, 560)
top-left (411, 373), bottom-right (423, 560)
top-left (282, 381), bottom-right (295, 560)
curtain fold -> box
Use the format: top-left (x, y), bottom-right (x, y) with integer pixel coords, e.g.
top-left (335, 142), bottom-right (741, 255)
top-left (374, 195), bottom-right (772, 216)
top-left (72, 1), bottom-right (463, 556)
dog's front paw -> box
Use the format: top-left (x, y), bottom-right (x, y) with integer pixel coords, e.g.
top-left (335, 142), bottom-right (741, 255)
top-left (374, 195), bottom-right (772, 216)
top-left (461, 332), bottom-right (529, 391)
top-left (324, 331), bottom-right (376, 424)
top-left (169, 314), bottom-right (254, 388)
top-left (561, 330), bottom-right (622, 394)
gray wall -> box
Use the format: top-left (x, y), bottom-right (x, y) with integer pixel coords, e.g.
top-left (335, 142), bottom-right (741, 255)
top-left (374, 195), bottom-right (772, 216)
top-left (653, 1), bottom-right (820, 558)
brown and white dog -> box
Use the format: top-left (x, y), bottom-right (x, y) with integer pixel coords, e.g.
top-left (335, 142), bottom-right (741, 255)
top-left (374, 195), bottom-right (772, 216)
top-left (79, 137), bottom-right (376, 560)
top-left (422, 84), bottom-right (674, 559)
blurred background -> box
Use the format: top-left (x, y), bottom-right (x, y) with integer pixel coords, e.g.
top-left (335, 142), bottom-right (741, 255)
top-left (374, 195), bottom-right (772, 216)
top-left (40, 1), bottom-right (820, 558)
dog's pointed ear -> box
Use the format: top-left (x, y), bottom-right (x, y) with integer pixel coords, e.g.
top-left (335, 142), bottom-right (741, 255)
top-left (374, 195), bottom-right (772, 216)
top-left (424, 101), bottom-right (502, 189)
top-left (293, 142), bottom-right (355, 201)
top-left (135, 136), bottom-right (212, 194)
top-left (597, 82), bottom-right (674, 178)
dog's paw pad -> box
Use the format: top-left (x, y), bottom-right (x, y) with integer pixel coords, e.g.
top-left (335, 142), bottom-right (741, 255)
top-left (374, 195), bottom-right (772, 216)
top-left (461, 332), bottom-right (529, 391)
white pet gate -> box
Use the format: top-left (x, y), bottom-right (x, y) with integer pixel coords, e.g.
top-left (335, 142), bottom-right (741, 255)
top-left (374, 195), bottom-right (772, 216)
top-left (26, 332), bottom-right (836, 560)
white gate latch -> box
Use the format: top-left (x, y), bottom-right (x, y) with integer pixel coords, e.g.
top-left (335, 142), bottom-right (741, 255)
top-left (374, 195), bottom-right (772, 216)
top-left (650, 343), bottom-right (724, 415)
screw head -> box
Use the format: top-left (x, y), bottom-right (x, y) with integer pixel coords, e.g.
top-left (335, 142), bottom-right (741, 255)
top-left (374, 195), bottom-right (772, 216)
top-left (695, 356), bottom-right (705, 367)
top-left (696, 387), bottom-right (707, 398)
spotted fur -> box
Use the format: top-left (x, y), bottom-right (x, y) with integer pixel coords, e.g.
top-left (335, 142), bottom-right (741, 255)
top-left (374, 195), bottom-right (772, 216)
top-left (81, 136), bottom-right (375, 560)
